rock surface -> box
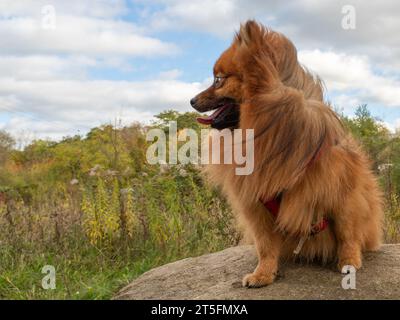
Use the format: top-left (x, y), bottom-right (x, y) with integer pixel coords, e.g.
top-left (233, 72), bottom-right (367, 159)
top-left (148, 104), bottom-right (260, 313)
top-left (115, 244), bottom-right (400, 300)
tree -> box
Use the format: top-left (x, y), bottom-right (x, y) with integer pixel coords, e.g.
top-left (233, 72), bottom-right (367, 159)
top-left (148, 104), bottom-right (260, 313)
top-left (343, 105), bottom-right (390, 170)
top-left (0, 130), bottom-right (15, 164)
top-left (154, 110), bottom-right (202, 133)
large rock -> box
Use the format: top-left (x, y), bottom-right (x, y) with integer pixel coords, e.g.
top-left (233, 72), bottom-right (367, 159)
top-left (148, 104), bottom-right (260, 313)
top-left (115, 244), bottom-right (400, 300)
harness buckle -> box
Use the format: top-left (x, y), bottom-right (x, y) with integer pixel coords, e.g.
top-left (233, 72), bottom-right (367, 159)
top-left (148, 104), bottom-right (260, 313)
top-left (293, 235), bottom-right (308, 255)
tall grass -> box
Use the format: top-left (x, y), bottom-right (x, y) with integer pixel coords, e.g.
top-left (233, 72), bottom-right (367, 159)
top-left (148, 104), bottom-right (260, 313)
top-left (0, 164), bottom-right (239, 299)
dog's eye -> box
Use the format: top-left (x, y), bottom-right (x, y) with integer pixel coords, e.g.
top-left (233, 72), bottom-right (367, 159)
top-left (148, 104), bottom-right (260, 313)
top-left (214, 76), bottom-right (225, 87)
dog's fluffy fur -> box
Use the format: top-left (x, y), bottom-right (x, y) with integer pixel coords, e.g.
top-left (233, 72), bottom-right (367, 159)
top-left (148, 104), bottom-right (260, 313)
top-left (192, 21), bottom-right (383, 288)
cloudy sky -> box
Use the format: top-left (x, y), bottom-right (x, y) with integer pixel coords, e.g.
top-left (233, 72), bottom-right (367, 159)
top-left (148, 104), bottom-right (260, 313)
top-left (0, 0), bottom-right (399, 140)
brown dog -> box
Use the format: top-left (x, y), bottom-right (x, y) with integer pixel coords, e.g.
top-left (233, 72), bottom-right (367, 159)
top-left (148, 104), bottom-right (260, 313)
top-left (190, 20), bottom-right (383, 288)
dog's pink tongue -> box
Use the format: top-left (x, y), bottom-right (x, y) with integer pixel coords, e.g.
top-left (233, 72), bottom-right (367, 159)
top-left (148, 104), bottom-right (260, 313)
top-left (196, 105), bottom-right (227, 125)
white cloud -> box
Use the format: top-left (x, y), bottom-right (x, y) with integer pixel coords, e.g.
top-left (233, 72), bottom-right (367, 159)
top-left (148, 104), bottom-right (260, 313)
top-left (143, 0), bottom-right (400, 68)
top-left (299, 50), bottom-right (400, 108)
top-left (0, 77), bottom-right (206, 139)
top-left (148, 0), bottom-right (240, 37)
top-left (0, 55), bottom-right (97, 80)
top-left (0, 0), bottom-right (188, 140)
top-left (0, 0), bottom-right (128, 19)
top-left (140, 0), bottom-right (282, 38)
top-left (1, 0), bottom-right (399, 139)
top-left (0, 116), bottom-right (81, 142)
top-left (0, 15), bottom-right (178, 57)
top-left (329, 94), bottom-right (362, 113)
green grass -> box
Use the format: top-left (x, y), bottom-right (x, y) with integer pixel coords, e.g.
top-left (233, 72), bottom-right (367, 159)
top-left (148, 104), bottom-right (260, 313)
top-left (0, 220), bottom-right (232, 300)
top-left (0, 163), bottom-right (239, 300)
top-left (0, 237), bottom-right (231, 299)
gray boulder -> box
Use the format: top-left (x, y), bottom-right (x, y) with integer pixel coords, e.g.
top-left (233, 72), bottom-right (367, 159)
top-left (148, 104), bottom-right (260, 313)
top-left (115, 244), bottom-right (400, 300)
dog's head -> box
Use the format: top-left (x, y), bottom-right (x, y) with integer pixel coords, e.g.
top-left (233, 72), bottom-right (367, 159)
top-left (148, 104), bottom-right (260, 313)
top-left (190, 20), bottom-right (288, 130)
top-left (190, 43), bottom-right (243, 130)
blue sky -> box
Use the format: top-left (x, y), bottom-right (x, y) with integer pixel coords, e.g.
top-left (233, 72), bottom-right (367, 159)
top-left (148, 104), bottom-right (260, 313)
top-left (0, 0), bottom-right (399, 140)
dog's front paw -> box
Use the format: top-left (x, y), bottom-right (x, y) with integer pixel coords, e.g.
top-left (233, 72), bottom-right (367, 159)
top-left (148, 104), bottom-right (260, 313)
top-left (242, 272), bottom-right (275, 288)
top-left (337, 258), bottom-right (362, 273)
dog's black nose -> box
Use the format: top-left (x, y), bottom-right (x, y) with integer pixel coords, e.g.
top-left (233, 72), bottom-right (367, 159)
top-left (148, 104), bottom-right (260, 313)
top-left (190, 97), bottom-right (197, 107)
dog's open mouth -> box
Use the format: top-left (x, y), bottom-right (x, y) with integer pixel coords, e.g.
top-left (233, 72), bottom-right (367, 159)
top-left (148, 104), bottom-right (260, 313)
top-left (196, 102), bottom-right (240, 130)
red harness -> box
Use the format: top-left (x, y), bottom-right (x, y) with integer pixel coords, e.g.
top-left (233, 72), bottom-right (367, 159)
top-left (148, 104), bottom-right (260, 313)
top-left (260, 141), bottom-right (330, 235)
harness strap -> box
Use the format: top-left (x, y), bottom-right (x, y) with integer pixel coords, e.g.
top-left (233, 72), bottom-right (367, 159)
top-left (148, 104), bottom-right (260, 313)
top-left (262, 196), bottom-right (329, 235)
top-left (260, 139), bottom-right (337, 236)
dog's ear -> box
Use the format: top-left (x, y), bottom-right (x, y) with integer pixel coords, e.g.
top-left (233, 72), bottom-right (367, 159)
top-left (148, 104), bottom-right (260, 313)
top-left (235, 20), bottom-right (264, 47)
top-left (233, 21), bottom-right (281, 96)
top-left (235, 20), bottom-right (279, 68)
